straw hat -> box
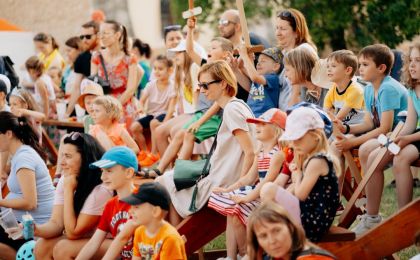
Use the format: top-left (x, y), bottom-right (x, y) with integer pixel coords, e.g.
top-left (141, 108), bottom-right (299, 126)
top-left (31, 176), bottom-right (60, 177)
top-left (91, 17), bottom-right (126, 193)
top-left (77, 78), bottom-right (104, 109)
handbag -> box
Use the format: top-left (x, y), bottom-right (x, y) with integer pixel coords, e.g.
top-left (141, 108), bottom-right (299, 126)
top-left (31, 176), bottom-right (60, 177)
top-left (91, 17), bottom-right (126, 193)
top-left (87, 53), bottom-right (111, 94)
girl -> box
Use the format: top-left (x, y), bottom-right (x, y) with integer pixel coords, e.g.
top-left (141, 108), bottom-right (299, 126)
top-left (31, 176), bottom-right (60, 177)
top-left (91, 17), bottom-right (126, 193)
top-left (32, 133), bottom-right (113, 260)
top-left (25, 56), bottom-right (56, 117)
top-left (33, 32), bottom-right (66, 71)
top-left (90, 95), bottom-right (139, 154)
top-left (284, 47), bottom-right (327, 107)
top-left (246, 201), bottom-right (336, 260)
top-left (62, 36), bottom-right (83, 98)
top-left (130, 55), bottom-right (177, 165)
top-left (91, 20), bottom-right (143, 126)
top-left (208, 108), bottom-right (289, 259)
top-left (0, 112), bottom-right (55, 260)
top-left (131, 38), bottom-right (152, 97)
top-left (260, 106), bottom-right (339, 242)
top-left (157, 60), bottom-right (256, 225)
top-left (351, 42), bottom-right (420, 235)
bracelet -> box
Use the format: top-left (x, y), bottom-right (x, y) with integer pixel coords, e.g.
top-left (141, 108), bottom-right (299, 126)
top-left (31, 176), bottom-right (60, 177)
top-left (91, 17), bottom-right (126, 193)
top-left (344, 123), bottom-right (351, 134)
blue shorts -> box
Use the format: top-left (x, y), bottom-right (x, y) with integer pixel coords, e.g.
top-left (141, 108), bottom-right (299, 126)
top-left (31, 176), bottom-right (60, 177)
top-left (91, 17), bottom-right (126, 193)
top-left (137, 114), bottom-right (166, 129)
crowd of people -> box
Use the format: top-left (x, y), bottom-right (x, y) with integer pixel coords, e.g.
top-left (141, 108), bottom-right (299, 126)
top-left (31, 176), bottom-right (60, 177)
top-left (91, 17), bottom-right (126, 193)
top-left (0, 6), bottom-right (419, 260)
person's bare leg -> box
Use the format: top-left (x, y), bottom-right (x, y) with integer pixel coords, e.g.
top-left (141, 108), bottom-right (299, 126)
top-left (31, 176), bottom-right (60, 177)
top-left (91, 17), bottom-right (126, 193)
top-left (130, 121), bottom-right (148, 151)
top-left (226, 216), bottom-right (238, 259)
top-left (34, 236), bottom-right (64, 260)
top-left (149, 119), bottom-right (161, 154)
top-left (155, 130), bottom-right (185, 172)
top-left (178, 130), bottom-right (196, 160)
top-left (330, 142), bottom-right (345, 196)
top-left (155, 115), bottom-right (191, 155)
top-left (53, 238), bottom-right (112, 260)
top-left (169, 204), bottom-right (183, 226)
top-left (232, 216), bottom-right (247, 256)
top-left (393, 145), bottom-right (417, 208)
top-left (0, 243), bottom-right (16, 260)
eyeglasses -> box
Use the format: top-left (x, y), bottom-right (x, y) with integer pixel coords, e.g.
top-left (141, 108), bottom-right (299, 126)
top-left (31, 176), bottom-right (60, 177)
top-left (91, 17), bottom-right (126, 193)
top-left (79, 34), bottom-right (94, 40)
top-left (218, 19), bottom-right (236, 26)
top-left (198, 80), bottom-right (222, 90)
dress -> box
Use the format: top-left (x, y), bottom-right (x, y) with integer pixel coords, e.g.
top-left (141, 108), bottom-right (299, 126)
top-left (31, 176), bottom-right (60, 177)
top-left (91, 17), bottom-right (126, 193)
top-left (89, 123), bottom-right (127, 146)
top-left (157, 99), bottom-right (256, 217)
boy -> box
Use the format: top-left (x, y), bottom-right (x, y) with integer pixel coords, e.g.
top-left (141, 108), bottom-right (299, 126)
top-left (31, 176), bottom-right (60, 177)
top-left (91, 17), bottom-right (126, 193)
top-left (239, 45), bottom-right (282, 117)
top-left (122, 182), bottom-right (186, 260)
top-left (76, 146), bottom-right (137, 260)
top-left (333, 44), bottom-right (408, 234)
top-left (324, 50), bottom-right (364, 125)
top-left (0, 78), bottom-right (10, 112)
top-left (77, 78), bottom-right (104, 133)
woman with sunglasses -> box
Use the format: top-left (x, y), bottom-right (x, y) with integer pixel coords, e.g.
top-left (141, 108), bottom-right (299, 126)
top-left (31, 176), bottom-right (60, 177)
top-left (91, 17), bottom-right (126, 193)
top-left (91, 20), bottom-right (143, 126)
top-left (0, 111), bottom-right (55, 260)
top-left (32, 132), bottom-right (113, 259)
top-left (157, 60), bottom-right (256, 225)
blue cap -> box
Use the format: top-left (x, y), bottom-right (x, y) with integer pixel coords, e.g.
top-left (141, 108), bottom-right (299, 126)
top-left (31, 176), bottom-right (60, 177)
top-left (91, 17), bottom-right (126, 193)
top-left (90, 146), bottom-right (138, 172)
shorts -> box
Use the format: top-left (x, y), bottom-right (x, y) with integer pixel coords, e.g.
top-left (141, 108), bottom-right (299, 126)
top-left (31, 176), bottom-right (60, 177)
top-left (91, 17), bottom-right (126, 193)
top-left (183, 112), bottom-right (221, 143)
top-left (0, 226), bottom-right (28, 251)
top-left (411, 129), bottom-right (420, 153)
top-left (137, 114), bottom-right (166, 129)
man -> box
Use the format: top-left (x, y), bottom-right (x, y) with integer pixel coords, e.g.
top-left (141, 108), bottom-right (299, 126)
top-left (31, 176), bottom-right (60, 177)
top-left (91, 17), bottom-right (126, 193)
top-left (66, 21), bottom-right (100, 117)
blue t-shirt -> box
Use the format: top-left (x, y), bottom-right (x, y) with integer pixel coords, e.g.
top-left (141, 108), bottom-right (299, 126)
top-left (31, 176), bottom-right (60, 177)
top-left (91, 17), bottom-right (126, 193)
top-left (247, 73), bottom-right (280, 117)
top-left (278, 69), bottom-right (291, 111)
top-left (364, 75), bottom-right (408, 128)
top-left (408, 88), bottom-right (420, 129)
top-left (6, 145), bottom-right (55, 223)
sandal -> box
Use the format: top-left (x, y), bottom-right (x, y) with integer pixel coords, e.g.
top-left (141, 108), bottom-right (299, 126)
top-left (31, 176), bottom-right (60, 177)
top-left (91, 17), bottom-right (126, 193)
top-left (137, 168), bottom-right (162, 179)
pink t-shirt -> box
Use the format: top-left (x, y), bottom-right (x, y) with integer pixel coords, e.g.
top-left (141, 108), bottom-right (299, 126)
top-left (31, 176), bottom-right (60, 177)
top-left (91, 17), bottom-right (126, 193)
top-left (54, 176), bottom-right (113, 215)
top-left (142, 80), bottom-right (177, 116)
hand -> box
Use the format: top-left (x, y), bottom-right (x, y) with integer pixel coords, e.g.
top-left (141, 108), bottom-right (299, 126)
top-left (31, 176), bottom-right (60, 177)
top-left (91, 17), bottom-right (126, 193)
top-left (187, 17), bottom-right (196, 29)
top-left (226, 53), bottom-right (238, 70)
top-left (11, 107), bottom-right (24, 117)
top-left (231, 194), bottom-right (251, 204)
top-left (335, 136), bottom-right (355, 152)
top-left (212, 187), bottom-right (229, 193)
top-left (187, 121), bottom-right (202, 133)
top-left (394, 135), bottom-right (411, 149)
top-left (63, 174), bottom-right (78, 191)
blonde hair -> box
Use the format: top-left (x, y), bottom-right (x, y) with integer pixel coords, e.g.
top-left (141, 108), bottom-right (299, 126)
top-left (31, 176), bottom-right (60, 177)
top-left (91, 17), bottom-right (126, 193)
top-left (247, 201), bottom-right (307, 260)
top-left (284, 47), bottom-right (318, 83)
top-left (198, 60), bottom-right (237, 97)
top-left (211, 37), bottom-right (234, 52)
top-left (10, 88), bottom-right (41, 112)
top-left (174, 52), bottom-right (193, 100)
top-left (93, 95), bottom-right (122, 122)
top-left (402, 42), bottom-right (420, 89)
top-left (327, 50), bottom-right (358, 77)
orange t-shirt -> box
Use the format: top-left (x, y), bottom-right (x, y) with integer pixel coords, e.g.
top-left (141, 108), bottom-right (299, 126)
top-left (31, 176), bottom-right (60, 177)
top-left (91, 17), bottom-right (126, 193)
top-left (89, 123), bottom-right (126, 146)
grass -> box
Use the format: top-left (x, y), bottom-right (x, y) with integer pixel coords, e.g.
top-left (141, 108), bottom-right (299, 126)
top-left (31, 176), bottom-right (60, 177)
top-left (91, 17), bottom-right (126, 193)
top-left (204, 169), bottom-right (420, 259)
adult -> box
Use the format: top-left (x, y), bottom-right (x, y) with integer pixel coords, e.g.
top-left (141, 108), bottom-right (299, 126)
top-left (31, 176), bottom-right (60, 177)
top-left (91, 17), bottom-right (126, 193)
top-left (33, 133), bottom-right (113, 259)
top-left (66, 21), bottom-right (100, 117)
top-left (91, 20), bottom-right (142, 126)
top-left (273, 8), bottom-right (319, 109)
top-left (33, 32), bottom-right (66, 71)
top-left (62, 36), bottom-right (83, 97)
top-left (0, 111), bottom-right (55, 260)
top-left (131, 38), bottom-right (152, 98)
top-left (157, 60), bottom-right (256, 225)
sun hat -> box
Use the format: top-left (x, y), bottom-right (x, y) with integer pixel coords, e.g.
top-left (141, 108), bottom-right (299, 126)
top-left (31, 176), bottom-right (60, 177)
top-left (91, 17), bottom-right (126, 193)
top-left (280, 106), bottom-right (324, 141)
top-left (77, 78), bottom-right (104, 109)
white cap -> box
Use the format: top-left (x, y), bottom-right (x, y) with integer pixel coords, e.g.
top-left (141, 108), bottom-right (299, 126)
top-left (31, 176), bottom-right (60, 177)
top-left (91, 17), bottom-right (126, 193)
top-left (167, 40), bottom-right (207, 60)
top-left (0, 74), bottom-right (11, 93)
top-left (280, 106), bottom-right (325, 141)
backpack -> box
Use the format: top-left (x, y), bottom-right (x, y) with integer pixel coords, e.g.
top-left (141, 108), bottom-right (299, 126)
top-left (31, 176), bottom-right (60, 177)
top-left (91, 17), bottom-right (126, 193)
top-left (0, 56), bottom-right (20, 90)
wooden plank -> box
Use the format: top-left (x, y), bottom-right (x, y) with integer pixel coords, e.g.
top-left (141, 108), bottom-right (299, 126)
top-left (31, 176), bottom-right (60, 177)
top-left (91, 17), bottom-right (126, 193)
top-left (339, 122), bottom-right (404, 227)
top-left (343, 150), bottom-right (362, 185)
top-left (43, 119), bottom-right (83, 128)
top-left (177, 207), bottom-right (226, 256)
top-left (42, 129), bottom-right (58, 164)
top-left (319, 226), bottom-right (355, 242)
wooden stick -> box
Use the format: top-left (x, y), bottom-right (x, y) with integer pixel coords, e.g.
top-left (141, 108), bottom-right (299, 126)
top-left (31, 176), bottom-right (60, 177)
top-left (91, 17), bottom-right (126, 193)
top-left (338, 121), bottom-right (404, 227)
top-left (188, 0), bottom-right (194, 10)
top-left (236, 0), bottom-right (251, 47)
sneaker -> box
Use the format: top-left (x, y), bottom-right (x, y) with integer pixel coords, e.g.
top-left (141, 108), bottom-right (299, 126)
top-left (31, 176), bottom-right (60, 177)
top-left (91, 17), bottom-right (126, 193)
top-left (137, 150), bottom-right (148, 161)
top-left (351, 214), bottom-right (382, 235)
top-left (139, 153), bottom-right (160, 167)
top-left (336, 202), bottom-right (345, 216)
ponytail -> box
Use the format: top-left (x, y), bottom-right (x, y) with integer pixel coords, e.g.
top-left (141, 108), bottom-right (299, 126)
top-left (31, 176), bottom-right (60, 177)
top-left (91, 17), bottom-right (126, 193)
top-left (104, 20), bottom-right (129, 55)
top-left (133, 39), bottom-right (152, 59)
top-left (0, 111), bottom-right (46, 160)
top-left (51, 35), bottom-right (60, 50)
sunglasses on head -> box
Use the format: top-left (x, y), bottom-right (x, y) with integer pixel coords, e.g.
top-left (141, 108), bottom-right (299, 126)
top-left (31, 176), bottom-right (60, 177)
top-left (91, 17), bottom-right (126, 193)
top-left (278, 10), bottom-right (297, 29)
top-left (79, 34), bottom-right (94, 40)
top-left (67, 131), bottom-right (82, 141)
top-left (164, 25), bottom-right (182, 33)
top-left (198, 80), bottom-right (222, 90)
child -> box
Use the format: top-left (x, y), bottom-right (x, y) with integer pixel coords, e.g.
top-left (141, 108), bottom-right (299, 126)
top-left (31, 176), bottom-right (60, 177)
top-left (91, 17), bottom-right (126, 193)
top-left (246, 201), bottom-right (336, 260)
top-left (130, 55), bottom-right (177, 165)
top-left (120, 182), bottom-right (187, 260)
top-left (0, 78), bottom-right (10, 112)
top-left (77, 78), bottom-right (104, 133)
top-left (260, 106), bottom-right (340, 242)
top-left (47, 66), bottom-right (64, 96)
top-left (324, 50), bottom-right (364, 125)
top-left (284, 47), bottom-right (328, 107)
top-left (90, 95), bottom-right (139, 154)
top-left (208, 108), bottom-right (289, 259)
top-left (76, 146), bottom-right (138, 260)
top-left (239, 45), bottom-right (282, 117)
top-left (350, 43), bottom-right (415, 235)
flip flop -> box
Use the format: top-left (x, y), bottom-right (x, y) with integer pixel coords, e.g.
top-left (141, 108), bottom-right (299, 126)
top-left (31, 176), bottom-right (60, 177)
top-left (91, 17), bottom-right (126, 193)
top-left (137, 168), bottom-right (162, 179)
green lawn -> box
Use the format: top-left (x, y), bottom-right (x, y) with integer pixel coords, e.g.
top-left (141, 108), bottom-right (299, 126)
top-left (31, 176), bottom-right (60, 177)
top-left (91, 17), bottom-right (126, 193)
top-left (204, 169), bottom-right (420, 259)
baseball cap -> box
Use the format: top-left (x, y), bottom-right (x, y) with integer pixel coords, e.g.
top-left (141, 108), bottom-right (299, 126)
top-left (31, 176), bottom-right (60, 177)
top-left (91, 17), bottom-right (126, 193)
top-left (90, 146), bottom-right (138, 172)
top-left (261, 47), bottom-right (283, 64)
top-left (246, 108), bottom-right (287, 129)
top-left (167, 40), bottom-right (207, 60)
top-left (121, 182), bottom-right (171, 210)
top-left (0, 74), bottom-right (11, 94)
top-left (280, 106), bottom-right (324, 141)
top-left (77, 78), bottom-right (104, 109)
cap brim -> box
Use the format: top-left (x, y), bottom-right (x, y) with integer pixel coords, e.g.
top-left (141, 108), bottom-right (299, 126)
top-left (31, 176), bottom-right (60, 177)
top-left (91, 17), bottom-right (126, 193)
top-left (279, 128), bottom-right (306, 141)
top-left (246, 118), bottom-right (270, 124)
top-left (90, 159), bottom-right (118, 169)
top-left (77, 94), bottom-right (87, 109)
top-left (120, 195), bottom-right (145, 205)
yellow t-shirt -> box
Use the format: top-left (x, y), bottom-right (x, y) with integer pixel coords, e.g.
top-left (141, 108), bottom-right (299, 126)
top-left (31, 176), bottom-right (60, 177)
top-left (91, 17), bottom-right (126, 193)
top-left (133, 221), bottom-right (187, 260)
top-left (324, 81), bottom-right (365, 124)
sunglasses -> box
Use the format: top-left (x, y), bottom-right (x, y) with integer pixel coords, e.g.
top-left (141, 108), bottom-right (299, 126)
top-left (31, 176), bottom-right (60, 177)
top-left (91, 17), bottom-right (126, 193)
top-left (198, 80), bottom-right (222, 90)
top-left (79, 34), bottom-right (94, 40)
top-left (278, 10), bottom-right (296, 29)
top-left (67, 131), bottom-right (82, 140)
top-left (218, 19), bottom-right (236, 26)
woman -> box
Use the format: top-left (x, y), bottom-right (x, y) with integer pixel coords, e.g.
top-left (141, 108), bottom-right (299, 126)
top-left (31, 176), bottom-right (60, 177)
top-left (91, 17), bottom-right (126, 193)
top-left (33, 133), bottom-right (113, 260)
top-left (33, 32), bottom-right (66, 71)
top-left (62, 36), bottom-right (83, 97)
top-left (91, 20), bottom-right (143, 126)
top-left (246, 201), bottom-right (336, 260)
top-left (157, 60), bottom-right (256, 225)
top-left (274, 8), bottom-right (319, 108)
top-left (132, 38), bottom-right (152, 97)
top-left (0, 111), bottom-right (55, 260)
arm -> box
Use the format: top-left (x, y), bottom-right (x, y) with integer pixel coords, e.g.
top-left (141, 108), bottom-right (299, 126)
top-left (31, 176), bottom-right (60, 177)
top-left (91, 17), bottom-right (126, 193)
top-left (34, 205), bottom-right (64, 238)
top-left (12, 108), bottom-right (46, 122)
top-left (293, 158), bottom-right (328, 200)
top-left (238, 45), bottom-right (266, 85)
top-left (119, 62), bottom-right (141, 105)
top-left (0, 168), bottom-right (37, 210)
top-left (102, 220), bottom-right (138, 260)
top-left (395, 98), bottom-right (420, 147)
top-left (163, 96), bottom-right (177, 122)
top-left (120, 128), bottom-right (140, 154)
top-left (187, 103), bottom-right (220, 133)
top-left (233, 129), bottom-right (256, 177)
top-left (227, 53), bottom-right (251, 92)
top-left (223, 153), bottom-right (259, 192)
top-left (185, 17), bottom-right (203, 66)
top-left (76, 229), bottom-right (108, 260)
top-left (90, 126), bottom-right (116, 151)
top-left (137, 85), bottom-right (150, 114)
top-left (288, 84), bottom-right (302, 107)
top-left (65, 73), bottom-right (83, 117)
top-left (36, 79), bottom-right (49, 115)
